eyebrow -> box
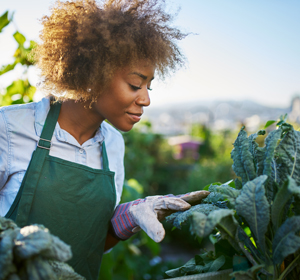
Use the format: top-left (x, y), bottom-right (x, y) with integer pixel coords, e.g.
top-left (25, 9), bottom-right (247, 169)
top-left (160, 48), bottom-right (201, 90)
top-left (130, 72), bottom-right (155, 81)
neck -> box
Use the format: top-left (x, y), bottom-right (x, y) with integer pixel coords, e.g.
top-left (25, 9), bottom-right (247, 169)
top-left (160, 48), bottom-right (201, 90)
top-left (57, 100), bottom-right (105, 145)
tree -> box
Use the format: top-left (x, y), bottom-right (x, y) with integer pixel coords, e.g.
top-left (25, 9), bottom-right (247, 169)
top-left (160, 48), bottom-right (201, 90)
top-left (0, 11), bottom-right (36, 106)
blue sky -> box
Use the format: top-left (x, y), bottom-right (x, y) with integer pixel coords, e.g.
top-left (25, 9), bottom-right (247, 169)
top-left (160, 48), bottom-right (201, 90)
top-left (0, 0), bottom-right (299, 108)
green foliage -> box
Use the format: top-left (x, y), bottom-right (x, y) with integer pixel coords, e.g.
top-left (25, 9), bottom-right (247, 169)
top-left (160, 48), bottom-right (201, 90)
top-left (0, 217), bottom-right (83, 280)
top-left (275, 129), bottom-right (300, 187)
top-left (100, 231), bottom-right (170, 280)
top-left (165, 117), bottom-right (300, 279)
top-left (191, 210), bottom-right (241, 254)
top-left (272, 216), bottom-right (300, 265)
top-left (0, 79), bottom-right (36, 106)
top-left (230, 264), bottom-right (265, 280)
top-left (123, 122), bottom-right (193, 196)
top-left (0, 11), bottom-right (12, 33)
top-left (236, 175), bottom-right (270, 253)
top-left (188, 160), bottom-right (234, 192)
top-left (206, 183), bottom-right (240, 208)
top-left (264, 120), bottom-right (276, 129)
top-left (231, 128), bottom-right (257, 184)
top-left (0, 11), bottom-right (36, 107)
top-left (166, 204), bottom-right (220, 229)
top-left (191, 124), bottom-right (215, 159)
top-left (272, 177), bottom-right (300, 231)
top-left (164, 251), bottom-right (226, 278)
top-left (123, 122), bottom-right (170, 191)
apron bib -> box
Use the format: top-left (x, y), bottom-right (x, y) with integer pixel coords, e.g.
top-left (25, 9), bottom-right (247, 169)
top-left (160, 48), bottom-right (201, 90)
top-left (5, 102), bottom-right (116, 280)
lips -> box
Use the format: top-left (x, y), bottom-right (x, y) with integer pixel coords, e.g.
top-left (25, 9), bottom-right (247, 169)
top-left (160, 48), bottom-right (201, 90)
top-left (127, 112), bottom-right (142, 122)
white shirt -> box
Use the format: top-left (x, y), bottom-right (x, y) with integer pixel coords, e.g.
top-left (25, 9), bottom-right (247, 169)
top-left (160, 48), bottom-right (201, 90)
top-left (0, 97), bottom-right (125, 216)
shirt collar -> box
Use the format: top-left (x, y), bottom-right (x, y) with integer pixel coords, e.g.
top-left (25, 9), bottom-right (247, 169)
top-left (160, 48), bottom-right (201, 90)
top-left (34, 97), bottom-right (105, 146)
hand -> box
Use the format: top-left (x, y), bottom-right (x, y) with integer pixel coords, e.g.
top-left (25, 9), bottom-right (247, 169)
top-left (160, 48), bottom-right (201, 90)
top-left (176, 190), bottom-right (210, 206)
top-left (111, 190), bottom-right (209, 243)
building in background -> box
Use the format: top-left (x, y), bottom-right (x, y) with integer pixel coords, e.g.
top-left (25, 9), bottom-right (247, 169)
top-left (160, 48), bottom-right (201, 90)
top-left (168, 135), bottom-right (202, 160)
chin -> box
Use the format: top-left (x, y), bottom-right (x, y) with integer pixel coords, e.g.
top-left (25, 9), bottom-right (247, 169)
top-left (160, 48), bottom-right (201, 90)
top-left (113, 124), bottom-right (134, 132)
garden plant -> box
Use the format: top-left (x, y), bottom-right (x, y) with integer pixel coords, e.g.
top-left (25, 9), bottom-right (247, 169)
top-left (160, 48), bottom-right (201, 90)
top-left (0, 217), bottom-right (85, 280)
top-left (166, 116), bottom-right (300, 280)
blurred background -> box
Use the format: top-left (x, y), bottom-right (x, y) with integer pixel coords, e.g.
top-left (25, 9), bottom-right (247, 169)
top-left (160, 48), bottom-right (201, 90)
top-left (1, 0), bottom-right (300, 279)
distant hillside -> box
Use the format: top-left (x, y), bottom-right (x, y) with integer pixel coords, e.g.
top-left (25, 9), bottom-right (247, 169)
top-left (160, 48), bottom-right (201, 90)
top-left (143, 99), bottom-right (291, 135)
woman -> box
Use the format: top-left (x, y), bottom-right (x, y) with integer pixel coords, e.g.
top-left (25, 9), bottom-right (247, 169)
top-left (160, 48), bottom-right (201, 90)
top-left (0, 0), bottom-right (208, 279)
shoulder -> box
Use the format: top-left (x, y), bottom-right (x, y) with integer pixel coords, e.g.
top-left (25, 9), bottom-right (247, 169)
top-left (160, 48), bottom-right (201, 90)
top-left (0, 98), bottom-right (49, 120)
top-left (101, 122), bottom-right (124, 145)
top-left (101, 122), bottom-right (125, 159)
top-left (0, 98), bottom-right (50, 136)
top-left (0, 100), bottom-right (36, 115)
top-left (0, 102), bottom-right (36, 132)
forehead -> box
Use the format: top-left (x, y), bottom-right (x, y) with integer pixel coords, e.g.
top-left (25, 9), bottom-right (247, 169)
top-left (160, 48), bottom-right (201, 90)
top-left (119, 61), bottom-right (156, 79)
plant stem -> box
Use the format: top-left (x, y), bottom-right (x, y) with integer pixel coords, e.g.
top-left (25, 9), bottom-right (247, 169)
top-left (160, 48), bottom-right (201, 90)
top-left (236, 231), bottom-right (272, 277)
top-left (278, 254), bottom-right (300, 280)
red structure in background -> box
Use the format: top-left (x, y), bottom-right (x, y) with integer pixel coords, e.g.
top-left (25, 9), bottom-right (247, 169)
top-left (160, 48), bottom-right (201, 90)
top-left (168, 135), bottom-right (202, 160)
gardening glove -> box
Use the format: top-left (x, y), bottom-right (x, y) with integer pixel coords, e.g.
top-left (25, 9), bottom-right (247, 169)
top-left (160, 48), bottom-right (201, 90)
top-left (179, 190), bottom-right (210, 206)
top-left (111, 190), bottom-right (209, 243)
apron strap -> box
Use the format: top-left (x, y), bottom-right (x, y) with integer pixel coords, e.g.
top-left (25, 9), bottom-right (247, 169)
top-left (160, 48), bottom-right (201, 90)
top-left (37, 101), bottom-right (61, 152)
top-left (101, 141), bottom-right (109, 171)
top-left (15, 101), bottom-right (61, 226)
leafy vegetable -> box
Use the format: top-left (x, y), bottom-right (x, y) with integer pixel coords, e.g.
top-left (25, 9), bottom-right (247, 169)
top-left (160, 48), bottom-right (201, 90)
top-left (166, 117), bottom-right (300, 279)
top-left (272, 176), bottom-right (300, 231)
top-left (275, 129), bottom-right (300, 187)
top-left (230, 264), bottom-right (265, 280)
top-left (236, 175), bottom-right (270, 253)
top-left (164, 251), bottom-right (226, 278)
top-left (231, 127), bottom-right (257, 185)
top-left (165, 204), bottom-right (220, 229)
top-left (0, 217), bottom-right (84, 280)
top-left (272, 216), bottom-right (300, 265)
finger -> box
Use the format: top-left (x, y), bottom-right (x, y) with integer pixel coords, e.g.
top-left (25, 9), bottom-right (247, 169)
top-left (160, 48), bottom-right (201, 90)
top-left (130, 204), bottom-right (166, 242)
top-left (143, 219), bottom-right (165, 243)
top-left (154, 197), bottom-right (191, 211)
top-left (157, 209), bottom-right (177, 221)
top-left (180, 190), bottom-right (210, 205)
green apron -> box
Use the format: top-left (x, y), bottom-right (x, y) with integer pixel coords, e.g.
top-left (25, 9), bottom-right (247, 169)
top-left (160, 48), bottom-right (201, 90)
top-left (5, 101), bottom-right (116, 280)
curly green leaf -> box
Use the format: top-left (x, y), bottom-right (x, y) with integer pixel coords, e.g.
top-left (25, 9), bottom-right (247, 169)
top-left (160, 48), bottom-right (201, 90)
top-left (236, 175), bottom-right (270, 253)
top-left (191, 209), bottom-right (240, 253)
top-left (263, 128), bottom-right (282, 202)
top-left (231, 128), bottom-right (257, 185)
top-left (209, 184), bottom-right (241, 208)
top-left (272, 176), bottom-right (300, 231)
top-left (275, 130), bottom-right (300, 188)
top-left (230, 264), bottom-right (265, 280)
top-left (166, 204), bottom-right (220, 229)
top-left (273, 216), bottom-right (300, 265)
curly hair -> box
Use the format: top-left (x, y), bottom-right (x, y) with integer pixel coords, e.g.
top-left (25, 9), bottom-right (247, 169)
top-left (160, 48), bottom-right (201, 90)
top-left (34, 0), bottom-right (187, 101)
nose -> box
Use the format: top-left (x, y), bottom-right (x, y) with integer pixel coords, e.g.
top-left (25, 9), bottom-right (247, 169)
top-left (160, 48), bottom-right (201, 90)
top-left (136, 87), bottom-right (151, 107)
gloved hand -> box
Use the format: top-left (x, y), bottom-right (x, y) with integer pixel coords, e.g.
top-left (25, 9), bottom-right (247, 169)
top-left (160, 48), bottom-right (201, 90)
top-left (111, 190), bottom-right (209, 243)
top-left (179, 190), bottom-right (211, 206)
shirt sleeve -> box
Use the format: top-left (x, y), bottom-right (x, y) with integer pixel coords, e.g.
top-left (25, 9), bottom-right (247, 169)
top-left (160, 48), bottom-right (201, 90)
top-left (0, 110), bottom-right (9, 191)
top-left (115, 135), bottom-right (125, 206)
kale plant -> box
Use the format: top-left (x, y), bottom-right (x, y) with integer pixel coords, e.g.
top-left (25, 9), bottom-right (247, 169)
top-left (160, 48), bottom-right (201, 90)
top-left (0, 217), bottom-right (84, 280)
top-left (166, 117), bottom-right (300, 279)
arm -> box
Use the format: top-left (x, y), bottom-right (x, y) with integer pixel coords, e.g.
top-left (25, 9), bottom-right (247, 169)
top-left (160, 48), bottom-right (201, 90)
top-left (104, 226), bottom-right (120, 251)
top-left (0, 110), bottom-right (9, 191)
top-left (110, 191), bottom-right (210, 243)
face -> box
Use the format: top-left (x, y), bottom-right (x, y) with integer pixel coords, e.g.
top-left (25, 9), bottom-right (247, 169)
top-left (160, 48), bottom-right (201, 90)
top-left (93, 62), bottom-right (155, 132)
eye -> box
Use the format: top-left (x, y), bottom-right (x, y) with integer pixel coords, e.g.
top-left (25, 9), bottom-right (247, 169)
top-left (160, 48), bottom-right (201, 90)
top-left (129, 84), bottom-right (141, 91)
top-left (147, 82), bottom-right (152, 91)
